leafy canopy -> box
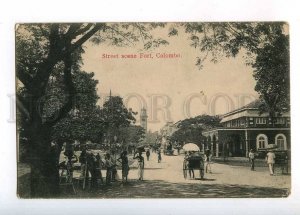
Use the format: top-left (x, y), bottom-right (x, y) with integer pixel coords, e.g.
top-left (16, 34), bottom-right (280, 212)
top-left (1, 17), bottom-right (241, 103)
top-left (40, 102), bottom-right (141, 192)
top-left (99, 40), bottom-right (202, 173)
top-left (170, 115), bottom-right (222, 144)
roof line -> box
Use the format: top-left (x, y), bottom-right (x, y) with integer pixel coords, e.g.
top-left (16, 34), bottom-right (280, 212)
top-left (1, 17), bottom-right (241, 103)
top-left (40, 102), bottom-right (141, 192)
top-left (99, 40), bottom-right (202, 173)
top-left (221, 107), bottom-right (259, 118)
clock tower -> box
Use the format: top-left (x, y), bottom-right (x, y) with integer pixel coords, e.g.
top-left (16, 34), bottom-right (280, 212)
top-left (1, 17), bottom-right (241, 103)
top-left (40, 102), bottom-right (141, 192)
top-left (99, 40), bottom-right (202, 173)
top-left (140, 108), bottom-right (148, 132)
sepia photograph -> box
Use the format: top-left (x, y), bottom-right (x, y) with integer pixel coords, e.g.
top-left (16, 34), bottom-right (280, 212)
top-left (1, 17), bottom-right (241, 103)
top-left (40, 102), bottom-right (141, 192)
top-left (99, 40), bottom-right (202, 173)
top-left (15, 22), bottom-right (291, 199)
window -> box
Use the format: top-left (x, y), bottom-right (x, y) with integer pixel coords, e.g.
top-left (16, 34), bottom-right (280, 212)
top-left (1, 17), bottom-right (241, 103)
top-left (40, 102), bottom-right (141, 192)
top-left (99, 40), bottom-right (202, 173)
top-left (256, 117), bottom-right (267, 124)
top-left (258, 137), bottom-right (266, 148)
top-left (275, 134), bottom-right (287, 150)
top-left (248, 117), bottom-right (254, 125)
top-left (240, 118), bottom-right (245, 125)
top-left (232, 120), bottom-right (237, 127)
top-left (275, 118), bottom-right (285, 124)
top-left (256, 134), bottom-right (268, 149)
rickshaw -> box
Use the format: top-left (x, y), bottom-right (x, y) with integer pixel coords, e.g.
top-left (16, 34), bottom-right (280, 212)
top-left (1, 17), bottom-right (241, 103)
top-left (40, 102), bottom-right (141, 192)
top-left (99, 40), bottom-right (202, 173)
top-left (257, 147), bottom-right (289, 174)
top-left (182, 143), bottom-right (205, 179)
top-left (163, 148), bottom-right (174, 155)
top-left (163, 142), bottom-right (174, 155)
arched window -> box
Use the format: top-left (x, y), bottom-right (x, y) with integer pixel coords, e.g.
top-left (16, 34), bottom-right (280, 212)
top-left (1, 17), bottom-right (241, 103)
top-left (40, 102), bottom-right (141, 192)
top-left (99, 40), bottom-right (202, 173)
top-left (256, 134), bottom-right (268, 149)
top-left (275, 134), bottom-right (287, 150)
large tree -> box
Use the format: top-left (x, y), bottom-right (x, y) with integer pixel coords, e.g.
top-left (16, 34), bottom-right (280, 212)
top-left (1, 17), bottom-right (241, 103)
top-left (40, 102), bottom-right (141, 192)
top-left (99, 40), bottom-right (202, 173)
top-left (17, 50), bottom-right (103, 196)
top-left (170, 115), bottom-right (222, 145)
top-left (101, 96), bottom-right (137, 145)
top-left (51, 71), bottom-right (103, 145)
top-left (118, 125), bottom-right (146, 147)
top-left (252, 33), bottom-right (289, 118)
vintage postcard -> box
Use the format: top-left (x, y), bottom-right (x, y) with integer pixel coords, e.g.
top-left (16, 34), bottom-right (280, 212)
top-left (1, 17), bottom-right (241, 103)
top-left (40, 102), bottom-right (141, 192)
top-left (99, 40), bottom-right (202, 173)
top-left (16, 22), bottom-right (290, 198)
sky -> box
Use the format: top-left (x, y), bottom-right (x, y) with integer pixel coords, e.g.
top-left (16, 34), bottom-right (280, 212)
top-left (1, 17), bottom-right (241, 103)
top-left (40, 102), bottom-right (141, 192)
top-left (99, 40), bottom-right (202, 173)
top-left (81, 25), bottom-right (259, 132)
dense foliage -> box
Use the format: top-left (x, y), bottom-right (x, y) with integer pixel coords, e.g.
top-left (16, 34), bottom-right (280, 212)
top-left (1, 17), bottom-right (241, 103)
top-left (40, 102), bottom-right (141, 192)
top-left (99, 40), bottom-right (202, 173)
top-left (170, 115), bottom-right (222, 144)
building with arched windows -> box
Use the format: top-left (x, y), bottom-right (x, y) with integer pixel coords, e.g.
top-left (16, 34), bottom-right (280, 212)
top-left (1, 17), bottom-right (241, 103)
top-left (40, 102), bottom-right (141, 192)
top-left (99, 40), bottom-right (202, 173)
top-left (202, 99), bottom-right (290, 157)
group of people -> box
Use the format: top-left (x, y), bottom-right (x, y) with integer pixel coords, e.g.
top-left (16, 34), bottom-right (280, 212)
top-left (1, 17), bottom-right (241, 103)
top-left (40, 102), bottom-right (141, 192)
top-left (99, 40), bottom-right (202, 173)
top-left (75, 149), bottom-right (131, 188)
top-left (101, 151), bottom-right (130, 185)
top-left (145, 147), bottom-right (162, 163)
top-left (248, 149), bottom-right (277, 175)
top-left (60, 148), bottom-right (152, 190)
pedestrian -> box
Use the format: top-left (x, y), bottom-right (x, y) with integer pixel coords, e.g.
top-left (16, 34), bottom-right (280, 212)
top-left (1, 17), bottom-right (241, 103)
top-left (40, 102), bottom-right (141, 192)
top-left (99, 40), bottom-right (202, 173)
top-left (66, 154), bottom-right (78, 182)
top-left (79, 150), bottom-right (88, 186)
top-left (199, 153), bottom-right (205, 180)
top-left (248, 149), bottom-right (255, 171)
top-left (177, 145), bottom-right (180, 155)
top-left (87, 152), bottom-right (98, 189)
top-left (111, 151), bottom-right (118, 182)
top-left (187, 152), bottom-right (195, 179)
top-left (104, 153), bottom-right (113, 185)
top-left (49, 142), bottom-right (60, 194)
top-left (205, 149), bottom-right (212, 173)
top-left (266, 150), bottom-right (276, 175)
top-left (95, 153), bottom-right (104, 185)
top-left (184, 152), bottom-right (194, 179)
top-left (118, 151), bottom-right (130, 182)
top-left (146, 149), bottom-right (150, 161)
top-left (157, 149), bottom-right (162, 163)
top-left (133, 151), bottom-right (144, 180)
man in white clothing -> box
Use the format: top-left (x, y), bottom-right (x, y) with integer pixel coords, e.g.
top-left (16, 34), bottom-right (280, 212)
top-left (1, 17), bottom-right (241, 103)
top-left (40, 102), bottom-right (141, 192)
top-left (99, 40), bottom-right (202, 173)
top-left (266, 150), bottom-right (276, 175)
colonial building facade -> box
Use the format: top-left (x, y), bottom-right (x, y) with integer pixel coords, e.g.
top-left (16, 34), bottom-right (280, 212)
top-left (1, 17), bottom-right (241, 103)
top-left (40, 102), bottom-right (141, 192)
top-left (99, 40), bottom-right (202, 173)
top-left (202, 100), bottom-right (290, 157)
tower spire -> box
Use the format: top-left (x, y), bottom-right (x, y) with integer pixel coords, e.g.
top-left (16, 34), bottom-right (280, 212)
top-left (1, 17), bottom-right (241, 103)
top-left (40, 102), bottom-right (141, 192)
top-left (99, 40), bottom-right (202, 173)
top-left (140, 108), bottom-right (148, 132)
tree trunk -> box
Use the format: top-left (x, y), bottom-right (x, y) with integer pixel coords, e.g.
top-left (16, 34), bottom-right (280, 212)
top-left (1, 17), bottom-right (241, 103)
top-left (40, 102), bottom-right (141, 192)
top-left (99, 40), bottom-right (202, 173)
top-left (29, 122), bottom-right (60, 198)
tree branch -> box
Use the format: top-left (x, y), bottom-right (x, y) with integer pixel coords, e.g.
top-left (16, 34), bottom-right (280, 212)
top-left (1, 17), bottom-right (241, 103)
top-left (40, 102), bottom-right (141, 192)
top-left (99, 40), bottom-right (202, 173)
top-left (65, 24), bottom-right (81, 38)
top-left (106, 25), bottom-right (135, 46)
top-left (70, 23), bottom-right (104, 52)
top-left (65, 23), bottom-right (94, 41)
top-left (227, 23), bottom-right (243, 37)
top-left (16, 68), bottom-right (33, 90)
top-left (73, 24), bottom-right (94, 38)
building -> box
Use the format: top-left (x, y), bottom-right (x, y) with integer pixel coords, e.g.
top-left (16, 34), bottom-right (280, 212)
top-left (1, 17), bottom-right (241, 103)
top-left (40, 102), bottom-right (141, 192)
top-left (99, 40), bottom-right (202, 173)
top-left (202, 99), bottom-right (290, 157)
top-left (160, 121), bottom-right (179, 148)
top-left (140, 108), bottom-right (148, 132)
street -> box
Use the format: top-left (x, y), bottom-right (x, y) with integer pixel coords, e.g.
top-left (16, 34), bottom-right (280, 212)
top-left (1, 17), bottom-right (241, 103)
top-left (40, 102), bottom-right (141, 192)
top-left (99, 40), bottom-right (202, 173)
top-left (57, 152), bottom-right (290, 198)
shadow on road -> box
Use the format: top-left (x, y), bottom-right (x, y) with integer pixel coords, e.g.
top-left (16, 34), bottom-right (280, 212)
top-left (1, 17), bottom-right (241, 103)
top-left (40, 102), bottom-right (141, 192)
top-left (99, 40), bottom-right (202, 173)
top-left (18, 173), bottom-right (290, 199)
top-left (193, 178), bottom-right (216, 181)
top-left (60, 179), bottom-right (289, 199)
